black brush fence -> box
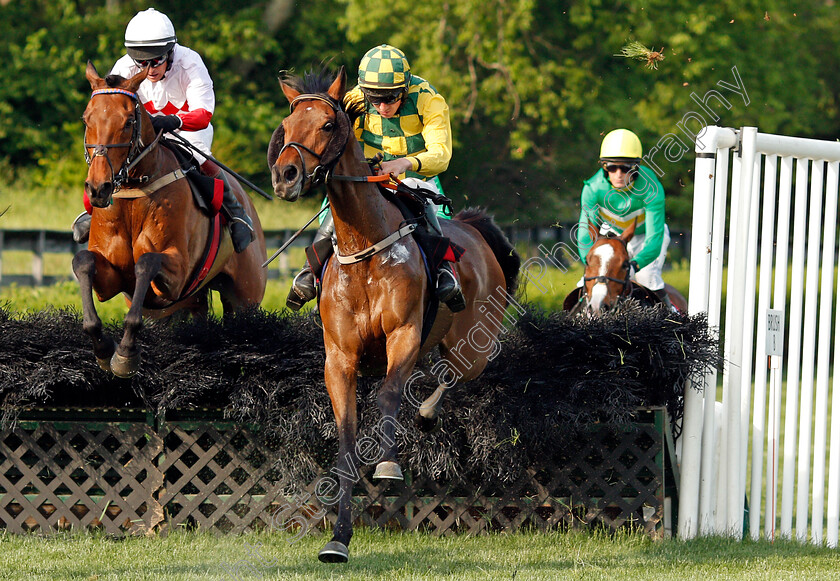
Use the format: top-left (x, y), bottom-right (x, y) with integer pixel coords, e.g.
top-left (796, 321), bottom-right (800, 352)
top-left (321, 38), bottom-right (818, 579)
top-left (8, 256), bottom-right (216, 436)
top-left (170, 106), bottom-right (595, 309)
top-left (0, 302), bottom-right (718, 538)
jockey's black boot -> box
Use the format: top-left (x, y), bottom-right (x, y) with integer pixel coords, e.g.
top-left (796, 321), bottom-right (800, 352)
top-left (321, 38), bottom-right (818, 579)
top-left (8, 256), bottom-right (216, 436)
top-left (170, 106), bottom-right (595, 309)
top-left (437, 262), bottom-right (465, 312)
top-left (286, 211), bottom-right (334, 311)
top-left (423, 202), bottom-right (465, 312)
top-left (653, 287), bottom-right (676, 312)
top-left (72, 211), bottom-right (92, 244)
top-left (202, 160), bottom-right (255, 253)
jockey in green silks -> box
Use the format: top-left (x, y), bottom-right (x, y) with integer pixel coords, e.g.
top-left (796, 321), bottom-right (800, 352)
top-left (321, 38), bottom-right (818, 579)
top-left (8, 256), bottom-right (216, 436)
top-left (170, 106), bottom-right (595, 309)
top-left (575, 128), bottom-right (673, 310)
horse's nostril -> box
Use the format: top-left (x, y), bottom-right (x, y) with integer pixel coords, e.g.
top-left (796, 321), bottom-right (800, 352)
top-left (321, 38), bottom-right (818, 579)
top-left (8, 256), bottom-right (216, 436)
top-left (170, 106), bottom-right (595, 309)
top-left (86, 181), bottom-right (114, 204)
top-left (283, 165), bottom-right (298, 184)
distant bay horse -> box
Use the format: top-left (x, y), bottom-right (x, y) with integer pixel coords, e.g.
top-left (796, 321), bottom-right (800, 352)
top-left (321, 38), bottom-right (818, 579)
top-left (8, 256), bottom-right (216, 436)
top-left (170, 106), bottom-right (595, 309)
top-left (75, 62), bottom-right (267, 377)
top-left (268, 67), bottom-right (520, 563)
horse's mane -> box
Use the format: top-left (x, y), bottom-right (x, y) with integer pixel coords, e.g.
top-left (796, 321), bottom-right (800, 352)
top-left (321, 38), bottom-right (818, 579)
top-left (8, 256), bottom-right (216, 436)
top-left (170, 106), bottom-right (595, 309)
top-left (104, 74), bottom-right (127, 88)
top-left (281, 69), bottom-right (334, 96)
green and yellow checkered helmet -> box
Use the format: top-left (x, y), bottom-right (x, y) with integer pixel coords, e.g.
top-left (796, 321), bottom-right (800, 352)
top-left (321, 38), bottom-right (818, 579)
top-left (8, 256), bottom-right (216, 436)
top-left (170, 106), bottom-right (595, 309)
top-left (358, 44), bottom-right (412, 90)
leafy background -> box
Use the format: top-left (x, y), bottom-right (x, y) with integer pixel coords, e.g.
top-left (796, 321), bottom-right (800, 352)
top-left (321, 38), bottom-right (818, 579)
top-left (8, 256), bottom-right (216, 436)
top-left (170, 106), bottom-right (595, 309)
top-left (1, 0), bottom-right (837, 226)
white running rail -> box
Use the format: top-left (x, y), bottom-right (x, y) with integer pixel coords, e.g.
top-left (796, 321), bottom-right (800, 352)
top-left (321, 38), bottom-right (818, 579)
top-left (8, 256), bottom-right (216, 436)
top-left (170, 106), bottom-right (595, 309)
top-left (680, 126), bottom-right (840, 546)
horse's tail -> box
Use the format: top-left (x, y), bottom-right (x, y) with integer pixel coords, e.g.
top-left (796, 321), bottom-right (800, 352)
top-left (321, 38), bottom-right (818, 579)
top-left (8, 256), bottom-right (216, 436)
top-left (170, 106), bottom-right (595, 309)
top-left (453, 207), bottom-right (521, 300)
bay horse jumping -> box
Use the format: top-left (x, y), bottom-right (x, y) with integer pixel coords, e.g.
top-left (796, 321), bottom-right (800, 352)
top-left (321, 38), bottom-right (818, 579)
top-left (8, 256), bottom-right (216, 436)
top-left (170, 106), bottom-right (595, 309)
top-left (74, 62), bottom-right (267, 377)
top-left (564, 220), bottom-right (686, 315)
top-left (268, 68), bottom-right (520, 563)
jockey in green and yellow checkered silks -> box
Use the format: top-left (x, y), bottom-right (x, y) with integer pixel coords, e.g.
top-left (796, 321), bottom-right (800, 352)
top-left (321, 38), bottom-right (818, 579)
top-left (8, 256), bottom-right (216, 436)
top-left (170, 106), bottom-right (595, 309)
top-left (344, 75), bottom-right (452, 182)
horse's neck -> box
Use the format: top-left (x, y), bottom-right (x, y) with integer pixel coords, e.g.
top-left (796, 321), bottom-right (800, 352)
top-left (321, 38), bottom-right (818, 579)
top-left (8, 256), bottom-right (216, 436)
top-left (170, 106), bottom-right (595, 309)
top-left (128, 117), bottom-right (177, 182)
top-left (327, 151), bottom-right (396, 255)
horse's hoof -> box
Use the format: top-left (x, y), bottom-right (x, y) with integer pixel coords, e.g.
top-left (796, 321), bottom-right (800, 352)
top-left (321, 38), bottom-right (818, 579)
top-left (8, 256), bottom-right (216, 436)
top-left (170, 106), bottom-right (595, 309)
top-left (372, 461), bottom-right (404, 481)
top-left (96, 356), bottom-right (112, 373)
top-left (318, 541), bottom-right (349, 563)
top-left (95, 339), bottom-right (117, 372)
top-left (414, 414), bottom-right (440, 434)
top-left (110, 351), bottom-right (139, 378)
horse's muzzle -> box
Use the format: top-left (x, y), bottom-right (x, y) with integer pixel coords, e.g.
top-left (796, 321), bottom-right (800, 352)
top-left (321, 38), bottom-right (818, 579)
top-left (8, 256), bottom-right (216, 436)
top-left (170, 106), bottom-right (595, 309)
top-left (85, 181), bottom-right (114, 208)
top-left (271, 163), bottom-right (303, 201)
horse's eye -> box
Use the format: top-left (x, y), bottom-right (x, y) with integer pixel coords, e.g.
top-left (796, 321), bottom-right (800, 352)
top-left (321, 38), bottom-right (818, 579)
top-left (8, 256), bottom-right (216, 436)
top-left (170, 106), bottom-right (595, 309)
top-left (323, 122), bottom-right (335, 132)
top-left (124, 118), bottom-right (135, 131)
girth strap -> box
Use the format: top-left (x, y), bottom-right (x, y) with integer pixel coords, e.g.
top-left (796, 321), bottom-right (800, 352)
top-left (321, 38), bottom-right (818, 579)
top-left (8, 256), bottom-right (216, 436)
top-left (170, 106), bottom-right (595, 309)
top-left (332, 224), bottom-right (417, 264)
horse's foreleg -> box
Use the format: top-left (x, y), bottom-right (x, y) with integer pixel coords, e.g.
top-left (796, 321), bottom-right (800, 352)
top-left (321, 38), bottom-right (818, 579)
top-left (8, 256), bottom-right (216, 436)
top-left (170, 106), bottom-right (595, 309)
top-left (319, 355), bottom-right (358, 564)
top-left (72, 250), bottom-right (116, 372)
top-left (111, 252), bottom-right (164, 378)
top-left (373, 328), bottom-right (420, 478)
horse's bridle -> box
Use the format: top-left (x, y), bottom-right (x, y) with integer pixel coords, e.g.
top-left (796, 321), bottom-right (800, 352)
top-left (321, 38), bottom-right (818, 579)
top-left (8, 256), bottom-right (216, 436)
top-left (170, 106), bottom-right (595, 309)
top-left (83, 88), bottom-right (159, 191)
top-left (273, 91), bottom-right (418, 264)
top-left (583, 236), bottom-right (632, 297)
top-left (276, 93), bottom-right (351, 189)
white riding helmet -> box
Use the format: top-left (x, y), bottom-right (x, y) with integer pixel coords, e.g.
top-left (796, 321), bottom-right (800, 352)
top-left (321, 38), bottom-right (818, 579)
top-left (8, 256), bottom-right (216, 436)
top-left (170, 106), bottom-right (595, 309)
top-left (124, 8), bottom-right (176, 61)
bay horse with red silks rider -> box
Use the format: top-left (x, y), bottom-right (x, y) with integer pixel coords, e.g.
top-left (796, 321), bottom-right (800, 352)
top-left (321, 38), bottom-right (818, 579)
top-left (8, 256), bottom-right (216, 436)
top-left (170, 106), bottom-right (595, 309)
top-left (74, 62), bottom-right (267, 377)
top-left (267, 67), bottom-right (521, 563)
top-left (563, 219), bottom-right (686, 315)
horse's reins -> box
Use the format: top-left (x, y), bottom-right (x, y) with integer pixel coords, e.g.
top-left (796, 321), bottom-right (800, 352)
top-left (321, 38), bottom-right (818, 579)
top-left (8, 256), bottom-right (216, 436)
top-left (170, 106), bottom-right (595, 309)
top-left (84, 88), bottom-right (164, 192)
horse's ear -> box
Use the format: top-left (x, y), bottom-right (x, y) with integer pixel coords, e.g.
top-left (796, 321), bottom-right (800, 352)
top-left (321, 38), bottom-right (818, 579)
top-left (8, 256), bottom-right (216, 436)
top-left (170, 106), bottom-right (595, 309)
top-left (621, 217), bottom-right (638, 242)
top-left (588, 220), bottom-right (599, 243)
top-left (327, 66), bottom-right (347, 102)
top-left (280, 79), bottom-right (300, 104)
top-left (86, 60), bottom-right (104, 89)
top-left (126, 66), bottom-right (150, 92)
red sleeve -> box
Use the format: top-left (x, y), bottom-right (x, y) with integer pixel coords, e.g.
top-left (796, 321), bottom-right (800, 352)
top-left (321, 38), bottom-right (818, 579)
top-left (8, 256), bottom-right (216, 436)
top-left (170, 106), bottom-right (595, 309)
top-left (177, 108), bottom-right (213, 132)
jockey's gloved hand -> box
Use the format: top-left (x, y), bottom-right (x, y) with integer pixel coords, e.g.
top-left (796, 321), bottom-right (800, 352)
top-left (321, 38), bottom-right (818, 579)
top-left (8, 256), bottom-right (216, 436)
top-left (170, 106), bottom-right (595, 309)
top-left (151, 115), bottom-right (182, 134)
top-left (629, 260), bottom-right (640, 275)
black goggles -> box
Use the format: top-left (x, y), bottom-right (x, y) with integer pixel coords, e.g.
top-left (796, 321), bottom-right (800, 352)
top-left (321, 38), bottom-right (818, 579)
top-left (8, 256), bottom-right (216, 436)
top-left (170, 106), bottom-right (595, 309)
top-left (604, 163), bottom-right (634, 174)
top-left (363, 90), bottom-right (404, 105)
top-left (133, 53), bottom-right (169, 69)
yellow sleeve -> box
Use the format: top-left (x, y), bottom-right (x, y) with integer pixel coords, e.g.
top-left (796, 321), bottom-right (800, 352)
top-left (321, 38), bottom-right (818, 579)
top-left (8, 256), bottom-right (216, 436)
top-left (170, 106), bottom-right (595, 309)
top-left (344, 85), bottom-right (367, 144)
top-left (343, 85), bottom-right (365, 110)
top-left (413, 91), bottom-right (452, 177)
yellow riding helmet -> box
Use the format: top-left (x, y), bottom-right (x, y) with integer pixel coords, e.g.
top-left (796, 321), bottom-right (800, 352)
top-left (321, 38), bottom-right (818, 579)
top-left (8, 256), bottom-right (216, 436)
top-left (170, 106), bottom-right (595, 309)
top-left (358, 44), bottom-right (412, 90)
top-left (599, 129), bottom-right (643, 163)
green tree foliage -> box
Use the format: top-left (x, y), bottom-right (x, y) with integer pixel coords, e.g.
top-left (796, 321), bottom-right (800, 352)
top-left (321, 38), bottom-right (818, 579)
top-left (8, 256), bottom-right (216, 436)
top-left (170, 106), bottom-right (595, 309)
top-left (341, 0), bottom-right (840, 223)
top-left (0, 0), bottom-right (123, 183)
top-left (1, 0), bottom-right (838, 225)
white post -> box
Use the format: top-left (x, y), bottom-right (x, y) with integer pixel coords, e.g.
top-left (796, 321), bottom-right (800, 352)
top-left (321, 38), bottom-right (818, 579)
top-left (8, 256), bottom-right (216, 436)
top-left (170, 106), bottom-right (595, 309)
top-left (781, 158), bottom-right (810, 539)
top-left (796, 160), bottom-right (824, 542)
top-left (700, 147), bottom-right (730, 534)
top-left (811, 161), bottom-right (837, 545)
top-left (680, 126), bottom-right (738, 539)
top-left (751, 155), bottom-right (778, 540)
top-left (722, 126), bottom-right (757, 536)
top-left (739, 159), bottom-right (761, 512)
top-left (767, 155), bottom-right (793, 541)
top-left (829, 162), bottom-right (840, 547)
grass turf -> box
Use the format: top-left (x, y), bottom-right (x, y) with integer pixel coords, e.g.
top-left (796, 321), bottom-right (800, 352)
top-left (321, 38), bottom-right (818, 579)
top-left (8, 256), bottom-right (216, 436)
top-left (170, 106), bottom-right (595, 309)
top-left (1, 528), bottom-right (838, 580)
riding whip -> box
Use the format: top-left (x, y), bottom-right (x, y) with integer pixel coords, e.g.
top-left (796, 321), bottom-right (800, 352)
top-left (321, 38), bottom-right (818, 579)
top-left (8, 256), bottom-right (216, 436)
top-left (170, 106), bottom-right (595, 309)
top-left (162, 131), bottom-right (274, 201)
top-left (261, 204), bottom-right (331, 268)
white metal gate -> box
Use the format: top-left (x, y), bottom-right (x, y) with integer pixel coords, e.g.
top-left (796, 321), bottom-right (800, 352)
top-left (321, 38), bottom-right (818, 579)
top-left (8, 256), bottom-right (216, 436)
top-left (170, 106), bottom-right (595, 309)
top-left (680, 126), bottom-right (840, 545)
